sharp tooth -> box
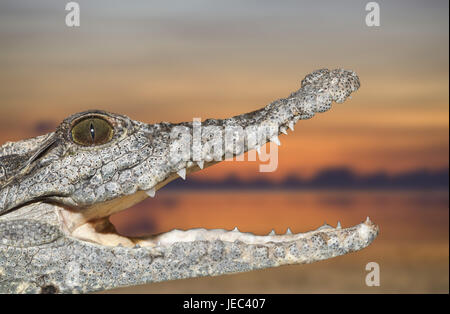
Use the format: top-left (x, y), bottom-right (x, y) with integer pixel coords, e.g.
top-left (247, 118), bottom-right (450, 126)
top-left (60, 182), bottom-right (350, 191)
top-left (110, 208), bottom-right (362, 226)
top-left (232, 227), bottom-right (240, 232)
top-left (177, 168), bottom-right (186, 180)
top-left (285, 227), bottom-right (292, 235)
top-left (280, 127), bottom-right (288, 135)
top-left (271, 136), bottom-right (281, 146)
top-left (365, 216), bottom-right (371, 223)
top-left (187, 161), bottom-right (194, 167)
top-left (317, 222), bottom-right (333, 230)
top-left (336, 221), bottom-right (342, 229)
top-left (288, 122), bottom-right (295, 131)
top-left (197, 161), bottom-right (204, 169)
top-left (256, 147), bottom-right (261, 155)
top-left (145, 188), bottom-right (156, 198)
top-left (268, 229), bottom-right (276, 236)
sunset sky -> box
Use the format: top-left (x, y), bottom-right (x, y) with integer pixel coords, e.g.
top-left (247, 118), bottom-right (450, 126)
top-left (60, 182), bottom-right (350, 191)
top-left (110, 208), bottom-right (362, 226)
top-left (0, 0), bottom-right (448, 180)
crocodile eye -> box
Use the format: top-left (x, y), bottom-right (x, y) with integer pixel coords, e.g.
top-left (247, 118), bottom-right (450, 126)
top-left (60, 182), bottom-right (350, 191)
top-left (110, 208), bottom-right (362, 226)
top-left (71, 117), bottom-right (113, 146)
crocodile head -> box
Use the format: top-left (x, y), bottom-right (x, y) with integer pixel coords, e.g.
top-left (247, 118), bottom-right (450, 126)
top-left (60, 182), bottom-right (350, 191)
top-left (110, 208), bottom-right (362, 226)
top-left (0, 69), bottom-right (378, 293)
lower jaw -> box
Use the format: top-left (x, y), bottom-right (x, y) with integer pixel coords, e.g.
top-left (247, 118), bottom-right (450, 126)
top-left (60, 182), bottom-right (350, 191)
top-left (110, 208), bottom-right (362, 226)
top-left (65, 212), bottom-right (378, 251)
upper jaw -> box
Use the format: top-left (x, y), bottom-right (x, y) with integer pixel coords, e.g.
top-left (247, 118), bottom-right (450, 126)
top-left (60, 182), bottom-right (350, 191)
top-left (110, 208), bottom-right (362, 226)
top-left (0, 68), bottom-right (363, 247)
top-left (0, 68), bottom-right (359, 218)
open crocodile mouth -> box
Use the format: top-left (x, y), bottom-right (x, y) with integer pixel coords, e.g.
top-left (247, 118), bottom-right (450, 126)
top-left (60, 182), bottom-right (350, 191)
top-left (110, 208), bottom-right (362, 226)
top-left (54, 157), bottom-right (379, 252)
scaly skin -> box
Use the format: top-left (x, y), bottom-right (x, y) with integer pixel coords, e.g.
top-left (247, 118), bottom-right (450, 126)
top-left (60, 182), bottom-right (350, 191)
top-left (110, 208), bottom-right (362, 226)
top-left (0, 68), bottom-right (378, 293)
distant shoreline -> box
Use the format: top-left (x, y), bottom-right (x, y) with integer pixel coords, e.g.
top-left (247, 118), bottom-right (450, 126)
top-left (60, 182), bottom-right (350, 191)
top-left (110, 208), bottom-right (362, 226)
top-left (165, 167), bottom-right (449, 191)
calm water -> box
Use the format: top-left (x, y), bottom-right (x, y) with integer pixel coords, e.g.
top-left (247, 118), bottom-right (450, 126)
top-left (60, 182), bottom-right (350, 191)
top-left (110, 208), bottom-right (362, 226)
top-left (109, 189), bottom-right (449, 293)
